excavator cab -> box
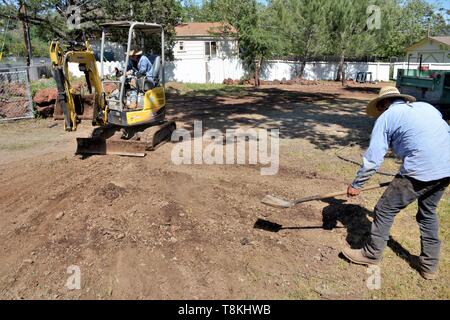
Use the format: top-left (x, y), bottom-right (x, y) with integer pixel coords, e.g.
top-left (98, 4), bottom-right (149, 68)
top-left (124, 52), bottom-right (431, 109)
top-left (49, 21), bottom-right (176, 157)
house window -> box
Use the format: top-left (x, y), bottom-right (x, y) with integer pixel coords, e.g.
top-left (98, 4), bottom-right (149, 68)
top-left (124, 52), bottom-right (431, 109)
top-left (211, 42), bottom-right (217, 57)
top-left (204, 41), bottom-right (217, 58)
top-left (179, 41), bottom-right (184, 51)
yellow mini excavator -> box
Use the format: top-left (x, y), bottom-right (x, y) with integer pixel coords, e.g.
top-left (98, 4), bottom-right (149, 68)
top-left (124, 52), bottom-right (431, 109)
top-left (49, 21), bottom-right (176, 156)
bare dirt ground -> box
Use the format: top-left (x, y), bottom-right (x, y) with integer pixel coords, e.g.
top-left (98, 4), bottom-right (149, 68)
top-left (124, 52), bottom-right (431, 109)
top-left (0, 82), bottom-right (449, 299)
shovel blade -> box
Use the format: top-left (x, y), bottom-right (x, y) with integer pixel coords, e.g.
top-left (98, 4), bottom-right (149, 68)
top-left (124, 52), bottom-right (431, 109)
top-left (261, 195), bottom-right (294, 209)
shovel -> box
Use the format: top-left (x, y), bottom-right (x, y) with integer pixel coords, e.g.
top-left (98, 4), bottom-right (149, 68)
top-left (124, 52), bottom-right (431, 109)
top-left (261, 182), bottom-right (390, 209)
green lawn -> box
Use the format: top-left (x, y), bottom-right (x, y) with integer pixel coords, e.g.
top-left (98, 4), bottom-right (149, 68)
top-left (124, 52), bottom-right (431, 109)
top-left (166, 82), bottom-right (247, 96)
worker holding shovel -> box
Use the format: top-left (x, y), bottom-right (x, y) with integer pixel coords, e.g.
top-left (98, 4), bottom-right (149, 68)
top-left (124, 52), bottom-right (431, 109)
top-left (343, 86), bottom-right (450, 280)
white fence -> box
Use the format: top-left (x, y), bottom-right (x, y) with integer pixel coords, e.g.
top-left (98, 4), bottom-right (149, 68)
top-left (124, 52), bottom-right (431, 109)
top-left (166, 59), bottom-right (392, 83)
top-left (262, 60), bottom-right (391, 82)
top-left (67, 58), bottom-right (450, 84)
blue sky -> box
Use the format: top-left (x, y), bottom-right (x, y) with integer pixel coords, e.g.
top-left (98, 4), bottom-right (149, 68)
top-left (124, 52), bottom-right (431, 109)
top-left (425, 0), bottom-right (449, 9)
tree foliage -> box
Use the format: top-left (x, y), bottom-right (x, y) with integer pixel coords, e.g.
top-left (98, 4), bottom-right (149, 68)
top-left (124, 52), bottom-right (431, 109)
top-left (0, 0), bottom-right (448, 83)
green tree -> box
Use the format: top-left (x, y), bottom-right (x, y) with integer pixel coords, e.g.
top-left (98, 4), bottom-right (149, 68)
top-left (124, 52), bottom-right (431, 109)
top-left (323, 0), bottom-right (376, 84)
top-left (272, 0), bottom-right (328, 77)
top-left (180, 0), bottom-right (223, 22)
top-left (99, 0), bottom-right (183, 60)
top-left (0, 0), bottom-right (183, 59)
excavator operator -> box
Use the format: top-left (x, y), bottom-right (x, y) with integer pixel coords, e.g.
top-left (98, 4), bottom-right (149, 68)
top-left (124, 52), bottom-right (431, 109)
top-left (126, 48), bottom-right (155, 91)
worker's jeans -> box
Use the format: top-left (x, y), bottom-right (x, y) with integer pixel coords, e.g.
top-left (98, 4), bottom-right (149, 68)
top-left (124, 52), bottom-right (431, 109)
top-left (363, 175), bottom-right (450, 273)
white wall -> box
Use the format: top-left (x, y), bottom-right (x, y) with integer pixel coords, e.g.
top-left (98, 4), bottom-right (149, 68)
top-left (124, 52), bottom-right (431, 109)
top-left (206, 58), bottom-right (244, 83)
top-left (166, 59), bottom-right (392, 83)
top-left (68, 61), bottom-right (123, 78)
top-left (174, 38), bottom-right (239, 60)
top-left (166, 59), bottom-right (206, 83)
top-left (174, 40), bottom-right (206, 60)
top-left (263, 61), bottom-right (391, 82)
top-left (406, 39), bottom-right (450, 63)
top-left (69, 58), bottom-right (450, 84)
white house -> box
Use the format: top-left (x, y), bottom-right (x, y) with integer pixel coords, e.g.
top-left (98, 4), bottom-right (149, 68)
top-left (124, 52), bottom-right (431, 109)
top-left (167, 22), bottom-right (243, 83)
top-left (405, 36), bottom-right (450, 63)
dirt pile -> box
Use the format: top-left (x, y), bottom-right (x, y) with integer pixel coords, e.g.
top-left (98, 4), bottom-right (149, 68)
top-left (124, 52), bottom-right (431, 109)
top-left (33, 88), bottom-right (58, 117)
top-left (36, 82), bottom-right (119, 120)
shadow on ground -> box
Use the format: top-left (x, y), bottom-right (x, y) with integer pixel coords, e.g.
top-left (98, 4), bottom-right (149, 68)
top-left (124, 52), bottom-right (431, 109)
top-left (254, 199), bottom-right (421, 272)
top-left (167, 87), bottom-right (375, 150)
top-left (321, 198), bottom-right (421, 271)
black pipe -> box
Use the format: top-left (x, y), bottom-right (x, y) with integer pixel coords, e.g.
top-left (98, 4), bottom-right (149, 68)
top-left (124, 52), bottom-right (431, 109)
top-left (419, 54), bottom-right (423, 77)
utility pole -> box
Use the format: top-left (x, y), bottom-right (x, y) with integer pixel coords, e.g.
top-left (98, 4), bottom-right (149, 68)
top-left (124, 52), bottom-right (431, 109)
top-left (18, 1), bottom-right (32, 67)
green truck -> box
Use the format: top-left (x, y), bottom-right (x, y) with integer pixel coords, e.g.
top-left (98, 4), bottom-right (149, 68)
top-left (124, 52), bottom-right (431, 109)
top-left (396, 69), bottom-right (450, 120)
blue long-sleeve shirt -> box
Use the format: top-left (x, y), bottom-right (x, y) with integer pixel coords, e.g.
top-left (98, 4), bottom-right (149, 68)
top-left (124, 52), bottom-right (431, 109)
top-left (352, 100), bottom-right (450, 188)
top-left (127, 55), bottom-right (153, 78)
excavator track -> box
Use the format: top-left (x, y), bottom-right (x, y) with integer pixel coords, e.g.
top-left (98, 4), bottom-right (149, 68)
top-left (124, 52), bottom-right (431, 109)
top-left (75, 121), bottom-right (176, 157)
top-left (140, 121), bottom-right (176, 150)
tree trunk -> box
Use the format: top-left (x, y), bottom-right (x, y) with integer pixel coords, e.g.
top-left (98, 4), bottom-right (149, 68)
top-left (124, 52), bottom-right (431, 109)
top-left (336, 51), bottom-right (346, 86)
top-left (254, 57), bottom-right (262, 87)
top-left (299, 60), bottom-right (306, 79)
top-left (19, 2), bottom-right (32, 67)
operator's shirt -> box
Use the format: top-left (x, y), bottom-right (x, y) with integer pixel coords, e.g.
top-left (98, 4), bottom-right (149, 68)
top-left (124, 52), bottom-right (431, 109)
top-left (352, 100), bottom-right (450, 189)
top-left (128, 55), bottom-right (153, 79)
top-left (136, 55), bottom-right (153, 79)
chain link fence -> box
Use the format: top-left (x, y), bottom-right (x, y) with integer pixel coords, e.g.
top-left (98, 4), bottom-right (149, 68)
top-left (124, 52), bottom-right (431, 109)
top-left (0, 70), bottom-right (34, 121)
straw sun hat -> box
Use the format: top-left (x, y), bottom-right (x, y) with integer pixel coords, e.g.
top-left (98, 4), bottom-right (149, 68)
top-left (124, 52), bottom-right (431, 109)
top-left (366, 86), bottom-right (416, 117)
top-left (128, 49), bottom-right (143, 56)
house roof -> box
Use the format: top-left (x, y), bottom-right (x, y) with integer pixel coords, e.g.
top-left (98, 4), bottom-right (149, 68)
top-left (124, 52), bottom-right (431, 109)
top-left (430, 36), bottom-right (450, 46)
top-left (175, 22), bottom-right (237, 37)
top-left (405, 36), bottom-right (450, 51)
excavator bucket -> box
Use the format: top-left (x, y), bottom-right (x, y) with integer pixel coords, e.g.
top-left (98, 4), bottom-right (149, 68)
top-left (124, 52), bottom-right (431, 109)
top-left (76, 137), bottom-right (147, 157)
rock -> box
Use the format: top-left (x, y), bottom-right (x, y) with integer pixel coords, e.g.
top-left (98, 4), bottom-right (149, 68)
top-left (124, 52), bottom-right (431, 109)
top-left (35, 104), bottom-right (55, 117)
top-left (55, 212), bottom-right (64, 220)
top-left (104, 83), bottom-right (118, 94)
top-left (223, 78), bottom-right (235, 85)
top-left (116, 233), bottom-right (125, 240)
top-left (240, 237), bottom-right (251, 245)
top-left (23, 259), bottom-right (34, 264)
top-left (33, 88), bottom-right (57, 104)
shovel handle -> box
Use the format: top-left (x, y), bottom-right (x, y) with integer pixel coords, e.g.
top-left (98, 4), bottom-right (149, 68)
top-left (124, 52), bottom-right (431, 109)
top-left (294, 181), bottom-right (390, 204)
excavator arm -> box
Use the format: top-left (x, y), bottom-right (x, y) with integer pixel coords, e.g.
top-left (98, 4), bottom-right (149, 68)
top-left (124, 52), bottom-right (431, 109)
top-left (49, 40), bottom-right (106, 131)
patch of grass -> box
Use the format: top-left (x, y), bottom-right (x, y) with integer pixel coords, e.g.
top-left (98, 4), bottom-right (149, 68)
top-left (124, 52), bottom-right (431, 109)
top-left (184, 83), bottom-right (243, 92)
top-left (30, 78), bottom-right (56, 97)
top-left (286, 275), bottom-right (320, 300)
top-left (166, 82), bottom-right (246, 97)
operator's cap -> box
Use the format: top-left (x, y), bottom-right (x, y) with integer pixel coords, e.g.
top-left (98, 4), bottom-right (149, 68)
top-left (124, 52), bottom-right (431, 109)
top-left (366, 86), bottom-right (416, 118)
